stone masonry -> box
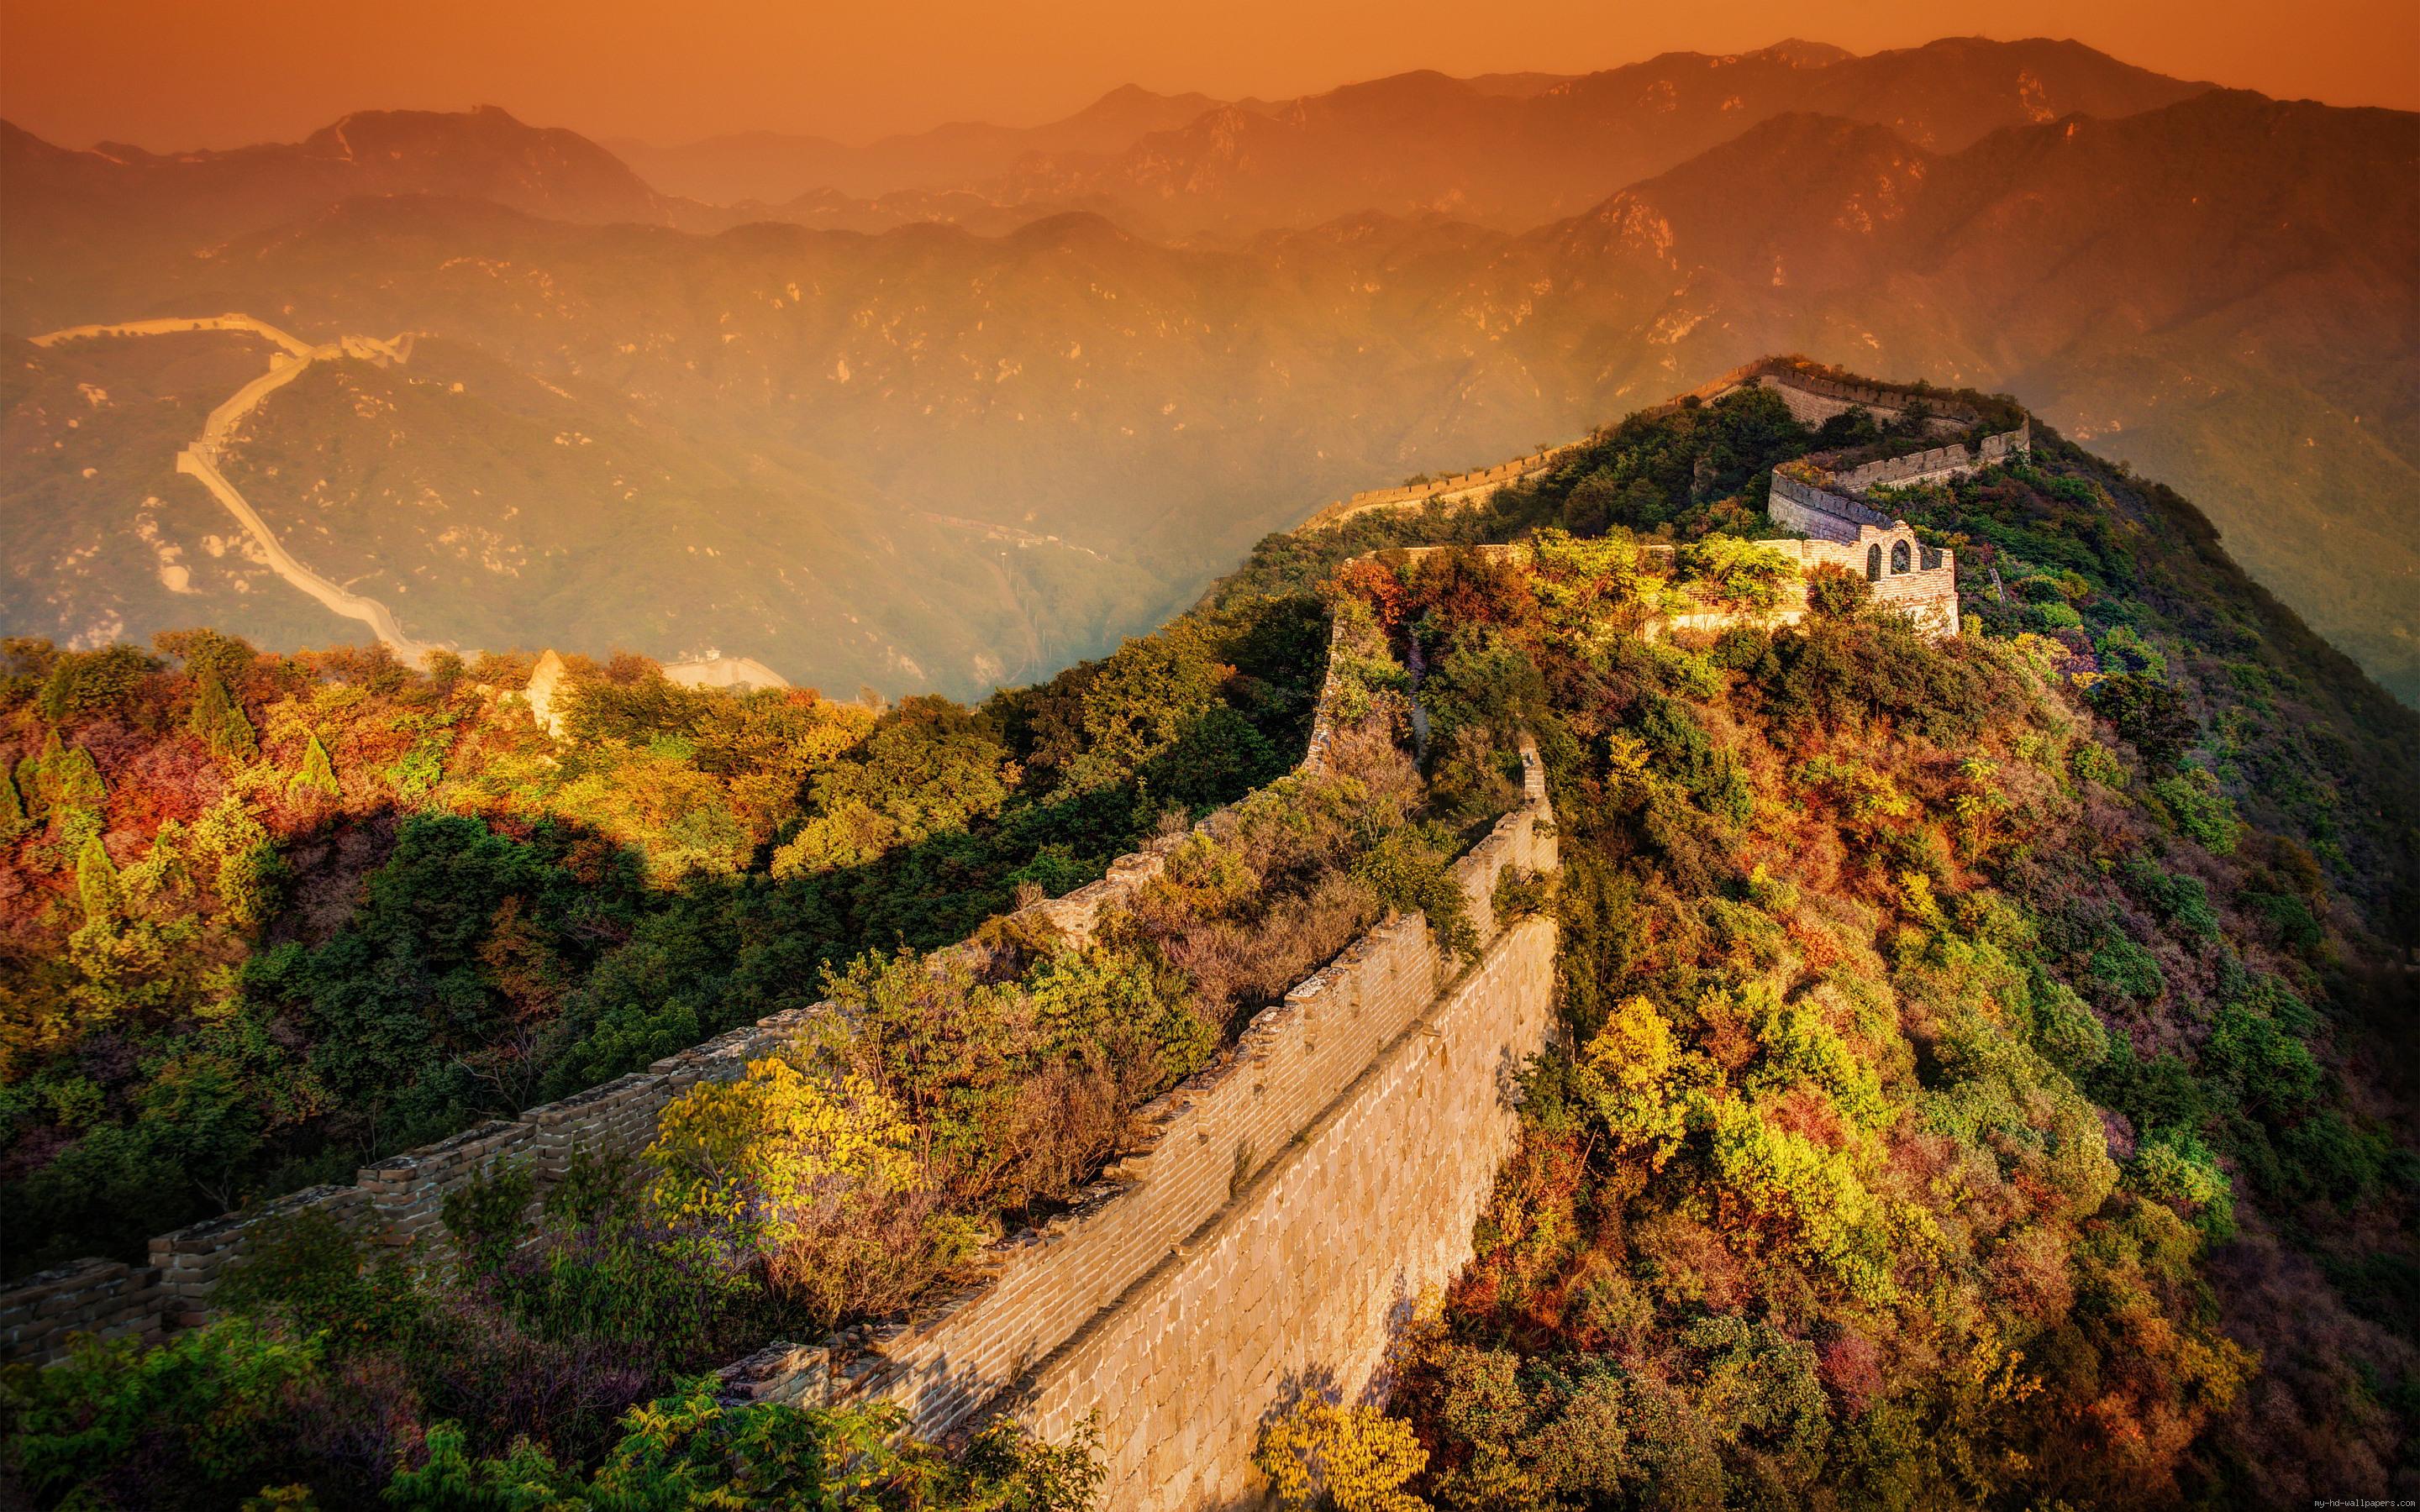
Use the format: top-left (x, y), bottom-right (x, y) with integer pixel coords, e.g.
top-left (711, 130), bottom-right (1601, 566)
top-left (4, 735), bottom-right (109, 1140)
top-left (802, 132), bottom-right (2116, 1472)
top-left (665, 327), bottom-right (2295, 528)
top-left (1001, 872), bottom-right (1555, 1507)
top-left (712, 741), bottom-right (1558, 1494)
top-left (4, 622), bottom-right (1377, 1367)
top-left (0, 605), bottom-right (1549, 1509)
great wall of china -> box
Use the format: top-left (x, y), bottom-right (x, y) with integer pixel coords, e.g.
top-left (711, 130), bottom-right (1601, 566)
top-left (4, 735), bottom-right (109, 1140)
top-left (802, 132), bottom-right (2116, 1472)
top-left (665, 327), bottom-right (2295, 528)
top-left (1300, 358), bottom-right (2022, 642)
top-left (32, 316), bottom-right (434, 663)
top-left (3, 355), bottom-right (2012, 1505)
top-left (1305, 444), bottom-right (1578, 528)
top-left (1298, 356), bottom-right (2020, 539)
top-left (0, 606), bottom-right (1558, 1509)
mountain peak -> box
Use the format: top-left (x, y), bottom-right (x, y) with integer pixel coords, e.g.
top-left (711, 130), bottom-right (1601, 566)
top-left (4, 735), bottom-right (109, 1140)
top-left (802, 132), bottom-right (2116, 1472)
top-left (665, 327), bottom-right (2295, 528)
top-left (1756, 38), bottom-right (1855, 68)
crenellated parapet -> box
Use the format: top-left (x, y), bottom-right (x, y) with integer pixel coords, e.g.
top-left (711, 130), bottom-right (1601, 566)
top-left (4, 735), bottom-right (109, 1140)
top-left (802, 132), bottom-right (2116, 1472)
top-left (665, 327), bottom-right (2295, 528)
top-left (1757, 381), bottom-right (2028, 641)
top-left (1305, 446), bottom-right (1580, 529)
top-left (1829, 418), bottom-right (2031, 492)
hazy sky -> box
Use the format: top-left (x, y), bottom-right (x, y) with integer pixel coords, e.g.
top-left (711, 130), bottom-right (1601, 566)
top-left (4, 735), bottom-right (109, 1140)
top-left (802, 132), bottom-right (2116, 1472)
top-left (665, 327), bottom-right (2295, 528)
top-left (3, 0), bottom-right (2413, 150)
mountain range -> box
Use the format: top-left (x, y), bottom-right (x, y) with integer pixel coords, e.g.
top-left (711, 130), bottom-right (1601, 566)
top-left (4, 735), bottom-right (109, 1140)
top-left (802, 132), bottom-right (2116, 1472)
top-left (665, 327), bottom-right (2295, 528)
top-left (3, 37), bottom-right (2414, 702)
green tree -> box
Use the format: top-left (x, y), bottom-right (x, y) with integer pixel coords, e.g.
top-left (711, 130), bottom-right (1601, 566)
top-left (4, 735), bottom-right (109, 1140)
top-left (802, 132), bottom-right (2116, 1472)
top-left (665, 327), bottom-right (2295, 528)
top-left (1, 1319), bottom-right (322, 1508)
top-left (34, 643), bottom-right (155, 722)
top-left (1803, 562), bottom-right (1870, 618)
top-left (75, 835), bottom-right (121, 923)
top-left (188, 664), bottom-right (259, 764)
top-left (287, 732), bottom-right (339, 802)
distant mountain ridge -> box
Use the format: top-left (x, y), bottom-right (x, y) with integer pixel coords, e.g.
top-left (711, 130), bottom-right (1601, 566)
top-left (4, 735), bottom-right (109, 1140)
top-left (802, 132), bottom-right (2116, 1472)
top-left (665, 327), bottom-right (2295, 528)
top-left (607, 84), bottom-right (1263, 204)
top-left (1, 106), bottom-right (676, 250)
top-left (3, 39), bottom-right (2414, 706)
top-left (601, 37), bottom-right (2213, 233)
top-left (995, 37), bottom-right (2213, 233)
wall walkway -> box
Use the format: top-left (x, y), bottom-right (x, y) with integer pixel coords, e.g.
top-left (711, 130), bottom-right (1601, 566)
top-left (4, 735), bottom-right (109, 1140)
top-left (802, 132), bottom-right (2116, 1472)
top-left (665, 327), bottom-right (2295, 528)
top-left (32, 314), bottom-right (430, 663)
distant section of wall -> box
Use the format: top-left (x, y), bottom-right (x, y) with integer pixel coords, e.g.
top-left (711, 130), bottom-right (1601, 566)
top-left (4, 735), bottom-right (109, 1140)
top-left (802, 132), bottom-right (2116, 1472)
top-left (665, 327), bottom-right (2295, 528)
top-left (1380, 535), bottom-right (1959, 641)
top-left (1644, 537), bottom-right (1960, 640)
top-left (1676, 356), bottom-right (1986, 428)
top-left (1305, 447), bottom-right (1578, 530)
top-left (1832, 421), bottom-right (2031, 492)
top-left (33, 312), bottom-right (429, 664)
top-left (29, 315), bottom-right (318, 360)
top-left (1297, 356), bottom-right (2012, 538)
top-left (1770, 472), bottom-right (1895, 543)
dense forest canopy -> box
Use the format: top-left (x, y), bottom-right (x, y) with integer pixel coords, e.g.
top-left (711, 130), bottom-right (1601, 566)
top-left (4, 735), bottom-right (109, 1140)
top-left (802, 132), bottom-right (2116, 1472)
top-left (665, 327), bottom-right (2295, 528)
top-left (4, 379), bottom-right (2417, 1507)
top-left (0, 588), bottom-right (1334, 1278)
top-left (1230, 387), bottom-right (2420, 1507)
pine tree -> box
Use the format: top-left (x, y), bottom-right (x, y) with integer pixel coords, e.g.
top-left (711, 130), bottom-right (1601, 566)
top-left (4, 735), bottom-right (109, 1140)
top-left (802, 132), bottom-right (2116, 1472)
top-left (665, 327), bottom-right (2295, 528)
top-left (75, 835), bottom-right (120, 923)
top-left (10, 755), bottom-right (39, 822)
top-left (188, 665), bottom-right (259, 764)
top-left (289, 732), bottom-right (340, 802)
top-left (32, 738), bottom-right (107, 848)
top-left (51, 743), bottom-right (105, 810)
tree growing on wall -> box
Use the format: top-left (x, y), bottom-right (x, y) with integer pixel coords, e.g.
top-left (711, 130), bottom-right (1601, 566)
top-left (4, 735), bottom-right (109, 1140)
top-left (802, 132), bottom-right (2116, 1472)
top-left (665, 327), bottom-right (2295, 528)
top-left (1255, 1396), bottom-right (1429, 1512)
top-left (1805, 562), bottom-right (1870, 618)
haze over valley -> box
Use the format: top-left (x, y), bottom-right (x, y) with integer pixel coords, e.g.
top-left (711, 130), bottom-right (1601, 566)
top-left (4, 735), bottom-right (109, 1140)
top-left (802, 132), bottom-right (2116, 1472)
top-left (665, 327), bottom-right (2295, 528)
top-left (5, 36), bottom-right (2415, 701)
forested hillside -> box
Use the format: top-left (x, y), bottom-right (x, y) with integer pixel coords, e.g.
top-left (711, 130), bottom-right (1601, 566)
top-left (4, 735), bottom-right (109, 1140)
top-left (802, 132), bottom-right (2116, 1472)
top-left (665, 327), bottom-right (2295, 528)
top-left (4, 376), bottom-right (2416, 1507)
top-left (0, 590), bottom-right (1332, 1280)
top-left (9, 47), bottom-right (2414, 706)
top-left (1230, 390), bottom-right (2420, 1505)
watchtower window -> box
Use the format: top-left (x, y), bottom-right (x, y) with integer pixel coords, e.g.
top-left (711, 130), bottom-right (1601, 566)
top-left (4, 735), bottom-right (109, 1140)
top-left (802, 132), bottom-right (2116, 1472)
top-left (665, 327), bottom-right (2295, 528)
top-left (1865, 544), bottom-right (1882, 581)
top-left (1891, 541), bottom-right (1912, 575)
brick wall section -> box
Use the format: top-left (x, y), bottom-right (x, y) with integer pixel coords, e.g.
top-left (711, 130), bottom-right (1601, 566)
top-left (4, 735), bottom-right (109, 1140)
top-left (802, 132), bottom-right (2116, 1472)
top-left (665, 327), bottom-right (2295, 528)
top-left (1639, 537), bottom-right (1960, 641)
top-left (714, 743), bottom-right (1558, 1453)
top-left (1679, 359), bottom-right (1985, 428)
top-left (0, 1260), bottom-right (164, 1357)
top-left (1003, 913), bottom-right (1556, 1509)
top-left (1769, 471), bottom-right (1897, 542)
top-left (1833, 421), bottom-right (2030, 491)
top-left (1298, 359), bottom-right (2007, 536)
top-left (2, 609), bottom-right (1364, 1368)
top-left (1306, 448), bottom-right (1577, 529)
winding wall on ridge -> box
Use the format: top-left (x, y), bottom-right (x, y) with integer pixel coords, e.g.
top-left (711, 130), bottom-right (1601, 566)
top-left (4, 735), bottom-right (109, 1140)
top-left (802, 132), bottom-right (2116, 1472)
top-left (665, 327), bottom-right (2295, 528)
top-left (715, 743), bottom-right (1555, 1502)
top-left (30, 314), bottom-right (431, 662)
top-left (3, 601), bottom-right (1564, 1511)
top-left (0, 618), bottom-right (1355, 1365)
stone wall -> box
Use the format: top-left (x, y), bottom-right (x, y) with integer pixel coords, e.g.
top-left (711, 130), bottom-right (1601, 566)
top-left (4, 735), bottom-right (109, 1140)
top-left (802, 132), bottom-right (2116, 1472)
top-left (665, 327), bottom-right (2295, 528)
top-left (713, 743), bottom-right (1559, 1473)
top-left (1003, 911), bottom-right (1556, 1508)
top-left (1832, 421), bottom-right (2030, 492)
top-left (1295, 358), bottom-right (2007, 537)
top-left (1679, 357), bottom-right (1985, 429)
top-left (713, 764), bottom-right (1560, 1509)
top-left (1380, 535), bottom-right (1959, 642)
top-left (1636, 535), bottom-right (1960, 641)
top-left (3, 612), bottom-right (1368, 1368)
top-left (29, 314), bottom-right (318, 360)
top-left (1769, 471), bottom-right (1895, 544)
top-left (1306, 448), bottom-right (1577, 529)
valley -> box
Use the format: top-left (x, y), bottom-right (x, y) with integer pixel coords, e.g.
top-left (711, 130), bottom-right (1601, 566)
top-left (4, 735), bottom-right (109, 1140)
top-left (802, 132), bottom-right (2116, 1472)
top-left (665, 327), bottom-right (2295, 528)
top-left (33, 317), bottom-right (431, 661)
top-left (5, 46), bottom-right (2411, 702)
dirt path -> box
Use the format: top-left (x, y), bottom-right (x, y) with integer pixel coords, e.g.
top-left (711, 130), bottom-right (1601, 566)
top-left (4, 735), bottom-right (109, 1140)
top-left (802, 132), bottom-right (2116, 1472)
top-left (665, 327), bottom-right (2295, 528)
top-left (35, 316), bottom-right (433, 663)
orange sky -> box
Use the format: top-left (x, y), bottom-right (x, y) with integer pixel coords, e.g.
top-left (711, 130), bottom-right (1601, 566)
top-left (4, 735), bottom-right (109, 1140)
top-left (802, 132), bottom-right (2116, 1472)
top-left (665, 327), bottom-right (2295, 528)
top-left (2, 0), bottom-right (2412, 150)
